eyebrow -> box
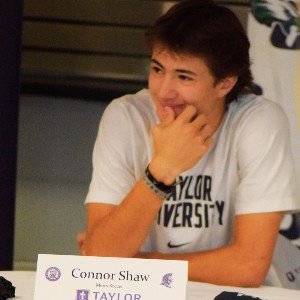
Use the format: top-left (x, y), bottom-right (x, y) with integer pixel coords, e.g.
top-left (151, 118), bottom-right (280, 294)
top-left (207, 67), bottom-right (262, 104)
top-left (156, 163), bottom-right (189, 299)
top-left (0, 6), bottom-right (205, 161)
top-left (150, 58), bottom-right (198, 77)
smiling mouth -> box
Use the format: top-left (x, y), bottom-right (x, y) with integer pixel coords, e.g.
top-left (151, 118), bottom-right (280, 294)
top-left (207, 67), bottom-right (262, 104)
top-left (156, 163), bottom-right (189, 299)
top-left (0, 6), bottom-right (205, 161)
top-left (165, 104), bottom-right (185, 109)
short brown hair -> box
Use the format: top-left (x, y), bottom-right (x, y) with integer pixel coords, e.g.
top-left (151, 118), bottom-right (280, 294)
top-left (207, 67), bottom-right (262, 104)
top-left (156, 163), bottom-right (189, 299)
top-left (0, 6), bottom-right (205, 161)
top-left (145, 0), bottom-right (254, 103)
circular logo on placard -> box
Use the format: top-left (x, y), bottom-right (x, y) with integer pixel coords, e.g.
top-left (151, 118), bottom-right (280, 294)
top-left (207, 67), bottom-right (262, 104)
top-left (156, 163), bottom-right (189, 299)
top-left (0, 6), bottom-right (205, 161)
top-left (45, 267), bottom-right (61, 281)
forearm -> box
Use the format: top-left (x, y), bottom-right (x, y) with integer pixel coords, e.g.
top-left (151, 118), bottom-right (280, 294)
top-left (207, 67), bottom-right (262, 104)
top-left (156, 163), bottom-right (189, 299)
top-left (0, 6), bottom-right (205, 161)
top-left (137, 244), bottom-right (270, 287)
top-left (85, 180), bottom-right (163, 257)
top-left (137, 212), bottom-right (282, 287)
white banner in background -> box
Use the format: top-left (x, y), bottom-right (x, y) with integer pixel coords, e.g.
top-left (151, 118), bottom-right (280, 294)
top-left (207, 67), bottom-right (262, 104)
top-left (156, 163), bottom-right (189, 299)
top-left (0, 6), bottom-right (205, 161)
top-left (248, 0), bottom-right (300, 245)
top-left (248, 0), bottom-right (300, 175)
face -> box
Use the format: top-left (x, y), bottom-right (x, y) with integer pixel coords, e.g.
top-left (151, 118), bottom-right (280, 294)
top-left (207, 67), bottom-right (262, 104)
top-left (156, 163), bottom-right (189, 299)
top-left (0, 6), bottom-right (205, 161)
top-left (148, 46), bottom-right (236, 129)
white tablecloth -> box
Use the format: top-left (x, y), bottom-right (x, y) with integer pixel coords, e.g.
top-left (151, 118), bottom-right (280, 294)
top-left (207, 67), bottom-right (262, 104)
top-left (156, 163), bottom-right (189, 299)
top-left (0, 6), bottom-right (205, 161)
top-left (1, 271), bottom-right (300, 299)
top-left (1, 271), bottom-right (36, 300)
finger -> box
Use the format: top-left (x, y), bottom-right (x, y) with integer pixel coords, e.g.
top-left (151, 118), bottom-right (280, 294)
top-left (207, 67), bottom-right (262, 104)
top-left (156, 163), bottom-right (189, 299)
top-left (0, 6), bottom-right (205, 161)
top-left (190, 113), bottom-right (207, 130)
top-left (200, 131), bottom-right (214, 150)
top-left (76, 232), bottom-right (86, 247)
top-left (204, 136), bottom-right (214, 148)
top-left (176, 105), bottom-right (197, 123)
top-left (198, 123), bottom-right (213, 141)
top-left (200, 136), bottom-right (214, 154)
top-left (161, 106), bottom-right (175, 126)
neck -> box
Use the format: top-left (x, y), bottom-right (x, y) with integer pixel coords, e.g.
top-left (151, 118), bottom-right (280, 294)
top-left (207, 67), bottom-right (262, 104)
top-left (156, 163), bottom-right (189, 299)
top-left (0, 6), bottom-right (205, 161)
top-left (207, 101), bottom-right (226, 135)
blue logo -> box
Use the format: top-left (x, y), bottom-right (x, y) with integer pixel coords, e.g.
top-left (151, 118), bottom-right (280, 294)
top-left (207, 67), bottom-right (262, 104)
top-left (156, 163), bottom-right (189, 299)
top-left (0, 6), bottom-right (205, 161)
top-left (160, 273), bottom-right (173, 288)
top-left (76, 289), bottom-right (90, 300)
top-left (45, 267), bottom-right (61, 281)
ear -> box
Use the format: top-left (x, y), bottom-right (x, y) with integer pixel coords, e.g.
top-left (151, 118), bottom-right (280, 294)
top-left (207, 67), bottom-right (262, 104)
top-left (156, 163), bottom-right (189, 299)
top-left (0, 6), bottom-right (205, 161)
top-left (217, 76), bottom-right (238, 98)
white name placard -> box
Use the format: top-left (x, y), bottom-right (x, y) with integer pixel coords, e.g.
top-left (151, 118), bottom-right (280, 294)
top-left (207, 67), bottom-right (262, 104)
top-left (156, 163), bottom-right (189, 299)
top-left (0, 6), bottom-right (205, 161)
top-left (34, 254), bottom-right (188, 300)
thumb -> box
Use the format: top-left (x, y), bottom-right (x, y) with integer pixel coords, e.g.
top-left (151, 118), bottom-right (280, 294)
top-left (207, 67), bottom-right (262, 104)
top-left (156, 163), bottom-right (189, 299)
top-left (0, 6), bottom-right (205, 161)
top-left (161, 106), bottom-right (175, 126)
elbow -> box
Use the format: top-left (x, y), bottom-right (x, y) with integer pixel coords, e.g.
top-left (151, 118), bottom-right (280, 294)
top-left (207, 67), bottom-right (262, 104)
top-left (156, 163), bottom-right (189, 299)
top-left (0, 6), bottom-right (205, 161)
top-left (220, 271), bottom-right (265, 288)
top-left (241, 274), bottom-right (265, 288)
top-left (226, 270), bottom-right (266, 288)
top-left (237, 261), bottom-right (270, 287)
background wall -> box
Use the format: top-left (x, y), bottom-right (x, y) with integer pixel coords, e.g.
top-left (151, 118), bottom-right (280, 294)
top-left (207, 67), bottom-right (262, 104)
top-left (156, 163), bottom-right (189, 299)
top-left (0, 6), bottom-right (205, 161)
top-left (14, 96), bottom-right (109, 269)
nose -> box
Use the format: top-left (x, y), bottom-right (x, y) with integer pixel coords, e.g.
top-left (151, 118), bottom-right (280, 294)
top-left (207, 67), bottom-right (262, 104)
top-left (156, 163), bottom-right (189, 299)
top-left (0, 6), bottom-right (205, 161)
top-left (157, 76), bottom-right (177, 100)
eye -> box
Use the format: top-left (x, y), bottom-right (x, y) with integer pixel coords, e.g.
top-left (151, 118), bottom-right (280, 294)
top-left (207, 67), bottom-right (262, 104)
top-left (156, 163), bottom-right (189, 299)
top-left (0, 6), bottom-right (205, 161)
top-left (151, 65), bottom-right (163, 74)
top-left (179, 74), bottom-right (193, 81)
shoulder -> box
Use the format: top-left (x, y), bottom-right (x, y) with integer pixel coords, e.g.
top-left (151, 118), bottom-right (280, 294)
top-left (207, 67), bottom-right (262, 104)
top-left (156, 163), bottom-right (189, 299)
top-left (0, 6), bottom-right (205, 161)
top-left (231, 93), bottom-right (286, 118)
top-left (228, 93), bottom-right (289, 131)
top-left (98, 89), bottom-right (157, 145)
top-left (103, 89), bottom-right (156, 121)
top-left (218, 93), bottom-right (291, 152)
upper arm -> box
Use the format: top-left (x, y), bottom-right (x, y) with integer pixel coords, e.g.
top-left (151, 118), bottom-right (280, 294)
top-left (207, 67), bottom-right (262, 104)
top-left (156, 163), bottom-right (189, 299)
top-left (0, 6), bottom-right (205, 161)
top-left (85, 101), bottom-right (140, 206)
top-left (235, 102), bottom-right (297, 214)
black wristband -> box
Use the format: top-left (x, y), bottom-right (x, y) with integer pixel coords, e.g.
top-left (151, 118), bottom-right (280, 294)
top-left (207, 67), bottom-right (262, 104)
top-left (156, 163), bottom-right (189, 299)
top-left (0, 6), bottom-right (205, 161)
top-left (142, 165), bottom-right (175, 198)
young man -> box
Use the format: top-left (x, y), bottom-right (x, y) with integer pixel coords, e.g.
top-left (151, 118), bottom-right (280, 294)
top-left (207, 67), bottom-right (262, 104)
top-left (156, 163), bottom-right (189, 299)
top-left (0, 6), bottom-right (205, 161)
top-left (80, 0), bottom-right (299, 287)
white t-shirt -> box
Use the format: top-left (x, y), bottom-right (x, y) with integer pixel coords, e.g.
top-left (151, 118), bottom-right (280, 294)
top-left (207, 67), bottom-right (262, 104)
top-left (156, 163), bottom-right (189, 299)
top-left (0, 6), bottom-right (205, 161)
top-left (85, 89), bottom-right (299, 253)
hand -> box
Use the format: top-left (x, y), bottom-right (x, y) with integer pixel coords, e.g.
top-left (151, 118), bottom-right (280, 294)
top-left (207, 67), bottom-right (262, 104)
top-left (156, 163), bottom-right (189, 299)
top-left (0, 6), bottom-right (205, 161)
top-left (76, 232), bottom-right (86, 256)
top-left (150, 105), bottom-right (213, 185)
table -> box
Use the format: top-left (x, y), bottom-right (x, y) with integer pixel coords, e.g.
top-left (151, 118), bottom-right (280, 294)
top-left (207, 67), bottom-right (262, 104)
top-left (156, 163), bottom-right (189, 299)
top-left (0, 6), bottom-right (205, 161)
top-left (1, 271), bottom-right (36, 300)
top-left (1, 271), bottom-right (300, 299)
